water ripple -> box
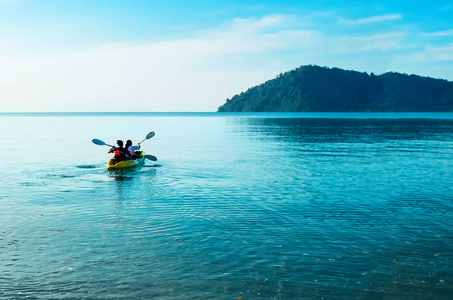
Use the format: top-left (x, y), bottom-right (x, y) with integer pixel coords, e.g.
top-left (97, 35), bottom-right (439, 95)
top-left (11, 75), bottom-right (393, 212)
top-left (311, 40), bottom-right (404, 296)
top-left (1, 115), bottom-right (453, 299)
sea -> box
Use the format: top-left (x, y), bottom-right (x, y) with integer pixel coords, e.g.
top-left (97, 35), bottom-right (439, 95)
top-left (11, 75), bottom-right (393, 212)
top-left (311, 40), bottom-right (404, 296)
top-left (0, 112), bottom-right (452, 299)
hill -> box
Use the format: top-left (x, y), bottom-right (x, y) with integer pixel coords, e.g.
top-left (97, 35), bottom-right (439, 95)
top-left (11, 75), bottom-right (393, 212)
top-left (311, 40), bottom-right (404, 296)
top-left (217, 65), bottom-right (453, 112)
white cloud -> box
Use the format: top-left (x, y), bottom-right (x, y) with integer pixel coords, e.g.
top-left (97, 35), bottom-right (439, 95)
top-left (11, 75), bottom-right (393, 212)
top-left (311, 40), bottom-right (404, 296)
top-left (327, 32), bottom-right (404, 54)
top-left (1, 11), bottom-right (451, 112)
top-left (0, 15), bottom-right (318, 112)
top-left (195, 15), bottom-right (318, 55)
top-left (422, 29), bottom-right (453, 37)
top-left (408, 44), bottom-right (453, 62)
top-left (341, 13), bottom-right (402, 25)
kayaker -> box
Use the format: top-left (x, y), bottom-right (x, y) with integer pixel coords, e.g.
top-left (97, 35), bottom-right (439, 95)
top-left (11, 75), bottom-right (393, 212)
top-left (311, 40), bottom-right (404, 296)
top-left (108, 140), bottom-right (130, 163)
top-left (126, 139), bottom-right (141, 159)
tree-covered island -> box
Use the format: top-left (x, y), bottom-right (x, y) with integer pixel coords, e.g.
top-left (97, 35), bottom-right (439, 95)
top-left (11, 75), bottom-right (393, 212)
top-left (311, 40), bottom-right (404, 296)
top-left (218, 65), bottom-right (453, 112)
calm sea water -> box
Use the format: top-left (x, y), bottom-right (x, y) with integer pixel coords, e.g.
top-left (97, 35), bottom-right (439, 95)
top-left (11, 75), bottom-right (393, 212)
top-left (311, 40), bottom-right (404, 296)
top-left (0, 113), bottom-right (452, 299)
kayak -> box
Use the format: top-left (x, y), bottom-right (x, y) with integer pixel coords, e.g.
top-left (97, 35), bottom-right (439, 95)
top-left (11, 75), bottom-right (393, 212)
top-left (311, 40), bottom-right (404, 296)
top-left (92, 134), bottom-right (157, 169)
top-left (107, 152), bottom-right (146, 169)
top-left (107, 157), bottom-right (145, 169)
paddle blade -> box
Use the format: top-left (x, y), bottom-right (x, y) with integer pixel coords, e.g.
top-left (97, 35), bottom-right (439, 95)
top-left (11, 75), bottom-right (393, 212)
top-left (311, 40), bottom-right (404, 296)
top-left (146, 131), bottom-right (155, 139)
top-left (144, 154), bottom-right (157, 161)
top-left (92, 138), bottom-right (106, 146)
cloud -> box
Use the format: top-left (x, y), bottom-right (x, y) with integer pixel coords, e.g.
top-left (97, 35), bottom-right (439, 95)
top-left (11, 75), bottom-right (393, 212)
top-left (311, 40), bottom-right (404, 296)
top-left (422, 29), bottom-right (453, 37)
top-left (341, 13), bottom-right (402, 25)
top-left (408, 44), bottom-right (453, 62)
top-left (1, 15), bottom-right (318, 112)
top-left (194, 15), bottom-right (318, 55)
top-left (323, 32), bottom-right (405, 55)
top-left (2, 11), bottom-right (450, 112)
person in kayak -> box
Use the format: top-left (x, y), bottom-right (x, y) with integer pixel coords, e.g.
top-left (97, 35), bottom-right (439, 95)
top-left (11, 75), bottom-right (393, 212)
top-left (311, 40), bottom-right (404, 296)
top-left (126, 140), bottom-right (142, 159)
top-left (108, 140), bottom-right (130, 163)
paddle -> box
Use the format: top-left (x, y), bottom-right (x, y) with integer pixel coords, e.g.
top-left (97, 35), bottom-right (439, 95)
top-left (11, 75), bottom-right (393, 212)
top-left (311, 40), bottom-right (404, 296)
top-left (138, 132), bottom-right (158, 161)
top-left (93, 133), bottom-right (158, 161)
top-left (144, 154), bottom-right (157, 161)
top-left (138, 131), bottom-right (155, 145)
top-left (92, 138), bottom-right (114, 147)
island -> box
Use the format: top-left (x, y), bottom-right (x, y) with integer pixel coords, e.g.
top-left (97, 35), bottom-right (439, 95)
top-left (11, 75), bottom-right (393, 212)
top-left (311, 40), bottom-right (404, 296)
top-left (217, 65), bottom-right (453, 112)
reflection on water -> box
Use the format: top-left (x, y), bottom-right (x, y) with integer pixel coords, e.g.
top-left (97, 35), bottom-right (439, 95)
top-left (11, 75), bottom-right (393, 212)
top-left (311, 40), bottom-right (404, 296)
top-left (237, 117), bottom-right (453, 141)
top-left (0, 114), bottom-right (452, 299)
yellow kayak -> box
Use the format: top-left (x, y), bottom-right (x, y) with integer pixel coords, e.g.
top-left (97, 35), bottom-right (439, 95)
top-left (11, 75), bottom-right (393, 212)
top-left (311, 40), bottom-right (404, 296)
top-left (107, 153), bottom-right (145, 169)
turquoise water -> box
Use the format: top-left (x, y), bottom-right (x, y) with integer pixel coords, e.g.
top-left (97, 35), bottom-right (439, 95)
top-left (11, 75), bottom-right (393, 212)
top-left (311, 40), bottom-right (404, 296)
top-left (1, 113), bottom-right (452, 299)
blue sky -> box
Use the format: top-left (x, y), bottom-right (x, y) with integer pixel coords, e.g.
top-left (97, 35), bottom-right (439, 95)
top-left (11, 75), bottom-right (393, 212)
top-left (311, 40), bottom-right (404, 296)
top-left (1, 0), bottom-right (452, 112)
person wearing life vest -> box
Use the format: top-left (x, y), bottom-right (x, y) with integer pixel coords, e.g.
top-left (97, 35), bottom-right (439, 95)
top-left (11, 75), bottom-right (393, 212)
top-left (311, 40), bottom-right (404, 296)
top-left (108, 140), bottom-right (130, 163)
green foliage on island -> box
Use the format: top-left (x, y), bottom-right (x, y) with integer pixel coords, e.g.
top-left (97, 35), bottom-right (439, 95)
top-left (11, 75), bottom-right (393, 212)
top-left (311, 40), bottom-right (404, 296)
top-left (217, 65), bottom-right (453, 112)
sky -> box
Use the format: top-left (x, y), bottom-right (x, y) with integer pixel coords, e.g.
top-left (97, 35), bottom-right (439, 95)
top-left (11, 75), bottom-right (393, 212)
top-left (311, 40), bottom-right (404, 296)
top-left (1, 0), bottom-right (453, 112)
